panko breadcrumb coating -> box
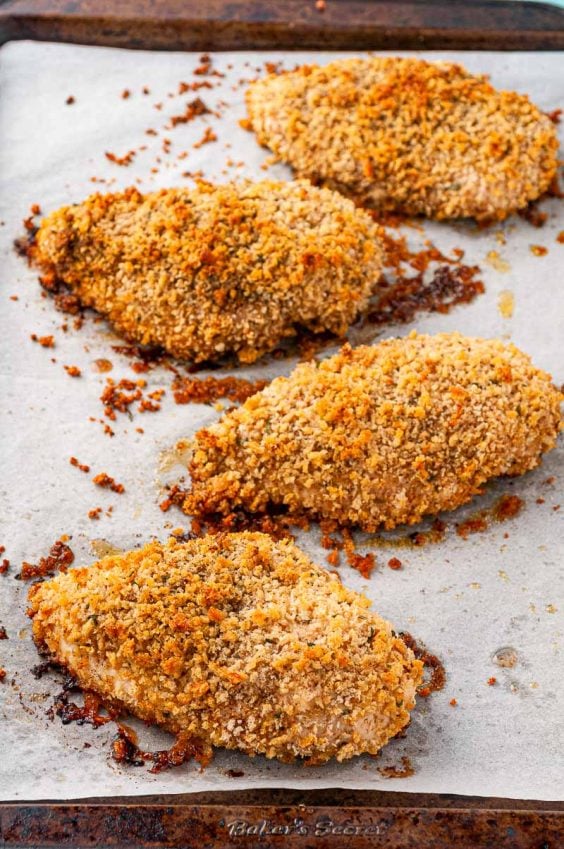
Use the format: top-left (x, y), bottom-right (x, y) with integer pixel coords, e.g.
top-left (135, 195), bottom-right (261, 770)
top-left (29, 181), bottom-right (382, 364)
top-left (186, 332), bottom-right (562, 531)
top-left (28, 533), bottom-right (422, 763)
top-left (246, 57), bottom-right (558, 221)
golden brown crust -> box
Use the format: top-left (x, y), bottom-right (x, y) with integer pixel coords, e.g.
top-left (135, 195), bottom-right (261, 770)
top-left (186, 332), bottom-right (562, 531)
top-left (246, 58), bottom-right (558, 221)
top-left (28, 533), bottom-right (422, 763)
top-left (30, 181), bottom-right (382, 364)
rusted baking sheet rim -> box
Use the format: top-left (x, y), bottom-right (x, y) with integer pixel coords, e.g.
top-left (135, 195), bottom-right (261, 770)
top-left (2, 793), bottom-right (564, 848)
top-left (0, 0), bottom-right (563, 50)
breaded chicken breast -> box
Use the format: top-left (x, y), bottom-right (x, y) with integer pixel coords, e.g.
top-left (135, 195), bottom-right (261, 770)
top-left (28, 533), bottom-right (422, 763)
top-left (246, 57), bottom-right (558, 221)
top-left (186, 332), bottom-right (562, 531)
top-left (28, 181), bottom-right (381, 364)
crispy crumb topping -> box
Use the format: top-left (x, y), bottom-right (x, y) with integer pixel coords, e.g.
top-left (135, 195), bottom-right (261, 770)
top-left (28, 533), bottom-right (422, 763)
top-left (246, 57), bottom-right (558, 221)
top-left (186, 332), bottom-right (562, 531)
top-left (30, 180), bottom-right (382, 364)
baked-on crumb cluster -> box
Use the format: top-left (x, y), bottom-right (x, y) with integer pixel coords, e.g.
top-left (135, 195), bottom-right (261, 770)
top-left (186, 332), bottom-right (562, 531)
top-left (29, 180), bottom-right (382, 364)
top-left (28, 533), bottom-right (422, 763)
top-left (246, 57), bottom-right (558, 221)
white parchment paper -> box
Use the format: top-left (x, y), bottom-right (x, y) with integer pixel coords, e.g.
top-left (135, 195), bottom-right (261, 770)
top-left (0, 42), bottom-right (562, 802)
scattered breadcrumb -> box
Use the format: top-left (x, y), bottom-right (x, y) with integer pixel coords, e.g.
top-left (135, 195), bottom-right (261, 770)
top-left (18, 539), bottom-right (74, 581)
top-left (100, 378), bottom-right (144, 419)
top-left (172, 375), bottom-right (268, 405)
top-left (105, 150), bottom-right (136, 167)
top-left (179, 80), bottom-right (213, 94)
top-left (194, 53), bottom-right (224, 79)
top-left (169, 97), bottom-right (211, 128)
top-left (92, 473), bottom-right (125, 494)
top-left (69, 457), bottom-right (90, 473)
top-left (31, 334), bottom-right (55, 348)
top-left (366, 233), bottom-right (484, 326)
top-left (93, 358), bottom-right (113, 373)
top-left (378, 756), bottom-right (414, 779)
top-left (193, 127), bottom-right (217, 148)
top-left (456, 494), bottom-right (525, 539)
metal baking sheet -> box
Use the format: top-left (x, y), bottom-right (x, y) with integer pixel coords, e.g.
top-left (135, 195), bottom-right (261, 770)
top-left (0, 42), bottom-right (562, 802)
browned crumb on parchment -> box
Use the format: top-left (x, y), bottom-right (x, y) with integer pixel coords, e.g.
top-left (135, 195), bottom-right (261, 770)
top-left (378, 755), bottom-right (415, 779)
top-left (161, 495), bottom-right (300, 544)
top-left (92, 473), bottom-right (125, 494)
top-left (369, 519), bottom-right (448, 552)
top-left (18, 539), bottom-right (74, 581)
top-left (400, 632), bottom-right (446, 698)
top-left (112, 724), bottom-right (211, 773)
top-left (69, 457), bottom-right (90, 473)
top-left (456, 494), bottom-right (524, 539)
top-left (172, 375), bottom-right (268, 405)
top-left (100, 378), bottom-right (164, 421)
top-left (365, 231), bottom-right (484, 327)
top-left (319, 521), bottom-right (376, 578)
top-left (93, 358), bottom-right (113, 373)
top-left (32, 657), bottom-right (211, 773)
top-left (168, 97), bottom-right (211, 128)
top-left (30, 334), bottom-right (55, 348)
top-left (105, 150), bottom-right (136, 167)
